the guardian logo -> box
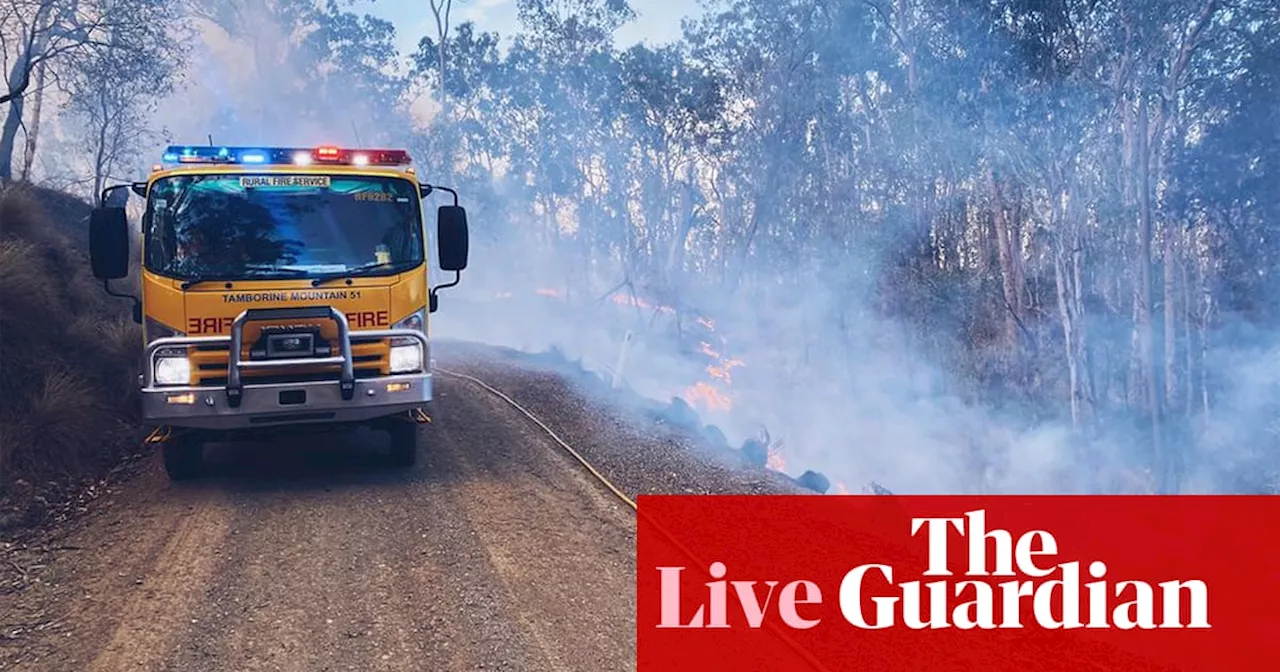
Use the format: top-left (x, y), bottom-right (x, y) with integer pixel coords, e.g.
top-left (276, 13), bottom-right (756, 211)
top-left (655, 509), bottom-right (1209, 631)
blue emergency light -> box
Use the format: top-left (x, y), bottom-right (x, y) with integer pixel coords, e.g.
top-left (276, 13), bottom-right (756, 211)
top-left (158, 145), bottom-right (412, 168)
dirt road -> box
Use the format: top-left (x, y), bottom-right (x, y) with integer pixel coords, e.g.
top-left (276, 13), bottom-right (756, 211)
top-left (1, 353), bottom-right (638, 671)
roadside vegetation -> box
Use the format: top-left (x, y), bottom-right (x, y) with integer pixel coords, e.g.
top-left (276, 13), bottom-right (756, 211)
top-left (0, 185), bottom-right (143, 532)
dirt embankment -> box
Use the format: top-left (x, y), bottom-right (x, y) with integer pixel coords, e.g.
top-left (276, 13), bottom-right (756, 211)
top-left (0, 185), bottom-right (145, 533)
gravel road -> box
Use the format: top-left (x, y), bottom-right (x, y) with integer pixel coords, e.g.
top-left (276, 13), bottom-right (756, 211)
top-left (0, 342), bottom-right (797, 671)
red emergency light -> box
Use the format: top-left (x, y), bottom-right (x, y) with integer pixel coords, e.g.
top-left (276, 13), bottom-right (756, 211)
top-left (160, 145), bottom-right (413, 167)
top-left (309, 145), bottom-right (411, 166)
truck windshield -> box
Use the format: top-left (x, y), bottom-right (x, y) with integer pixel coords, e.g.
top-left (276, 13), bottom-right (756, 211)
top-left (143, 173), bottom-right (424, 281)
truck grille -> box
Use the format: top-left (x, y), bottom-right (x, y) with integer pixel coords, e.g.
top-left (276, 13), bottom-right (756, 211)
top-left (186, 335), bottom-right (391, 387)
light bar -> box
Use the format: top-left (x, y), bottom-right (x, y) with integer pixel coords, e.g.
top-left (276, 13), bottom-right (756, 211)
top-left (158, 145), bottom-right (413, 168)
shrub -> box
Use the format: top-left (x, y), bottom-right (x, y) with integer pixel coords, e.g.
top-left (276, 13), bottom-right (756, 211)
top-left (0, 184), bottom-right (142, 529)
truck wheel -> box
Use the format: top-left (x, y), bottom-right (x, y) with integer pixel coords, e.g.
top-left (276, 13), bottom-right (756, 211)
top-left (162, 434), bottom-right (204, 481)
top-left (387, 421), bottom-right (418, 467)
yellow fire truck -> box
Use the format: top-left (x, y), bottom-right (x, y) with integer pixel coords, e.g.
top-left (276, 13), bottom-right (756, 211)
top-left (88, 144), bottom-right (469, 481)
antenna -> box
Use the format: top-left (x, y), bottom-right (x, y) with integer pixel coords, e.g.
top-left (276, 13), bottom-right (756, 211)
top-left (351, 120), bottom-right (363, 149)
top-left (207, 134), bottom-right (214, 146)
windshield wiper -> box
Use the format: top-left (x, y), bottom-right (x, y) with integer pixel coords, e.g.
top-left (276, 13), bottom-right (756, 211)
top-left (179, 267), bottom-right (309, 290)
top-left (310, 261), bottom-right (416, 287)
top-left (180, 275), bottom-right (238, 290)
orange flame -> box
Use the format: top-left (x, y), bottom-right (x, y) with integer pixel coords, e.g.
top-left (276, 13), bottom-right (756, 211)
top-left (706, 357), bottom-right (744, 384)
top-left (682, 381), bottom-right (732, 412)
top-left (767, 445), bottom-right (786, 472)
top-left (520, 285), bottom-right (745, 423)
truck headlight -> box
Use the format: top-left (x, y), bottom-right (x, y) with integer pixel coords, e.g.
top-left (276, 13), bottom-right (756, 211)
top-left (389, 309), bottom-right (426, 373)
top-left (389, 343), bottom-right (423, 373)
top-left (153, 348), bottom-right (191, 386)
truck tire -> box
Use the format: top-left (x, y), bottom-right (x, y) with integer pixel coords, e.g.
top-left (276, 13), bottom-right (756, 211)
top-left (387, 421), bottom-right (418, 467)
top-left (163, 434), bottom-right (204, 481)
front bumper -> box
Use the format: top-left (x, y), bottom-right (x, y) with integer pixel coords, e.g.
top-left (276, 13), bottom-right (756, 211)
top-left (142, 373), bottom-right (432, 430)
top-left (141, 305), bottom-right (432, 430)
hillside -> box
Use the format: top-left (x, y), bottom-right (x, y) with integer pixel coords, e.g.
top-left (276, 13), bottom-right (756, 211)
top-left (0, 185), bottom-right (144, 531)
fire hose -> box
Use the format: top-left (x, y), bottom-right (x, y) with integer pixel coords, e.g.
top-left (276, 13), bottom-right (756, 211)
top-left (433, 367), bottom-right (639, 511)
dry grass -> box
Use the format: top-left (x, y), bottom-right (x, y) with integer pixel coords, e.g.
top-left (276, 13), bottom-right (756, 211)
top-left (0, 183), bottom-right (143, 531)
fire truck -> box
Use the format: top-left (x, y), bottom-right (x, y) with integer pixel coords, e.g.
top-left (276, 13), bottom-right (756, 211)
top-left (88, 145), bottom-right (469, 481)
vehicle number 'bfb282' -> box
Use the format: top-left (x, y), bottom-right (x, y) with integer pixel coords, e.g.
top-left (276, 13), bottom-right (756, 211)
top-left (187, 310), bottom-right (389, 335)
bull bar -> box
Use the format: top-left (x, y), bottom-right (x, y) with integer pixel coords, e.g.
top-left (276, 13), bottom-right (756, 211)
top-left (141, 306), bottom-right (431, 430)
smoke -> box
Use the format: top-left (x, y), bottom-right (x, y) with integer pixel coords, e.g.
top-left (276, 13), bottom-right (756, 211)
top-left (81, 0), bottom-right (1278, 496)
top-left (145, 2), bottom-right (410, 152)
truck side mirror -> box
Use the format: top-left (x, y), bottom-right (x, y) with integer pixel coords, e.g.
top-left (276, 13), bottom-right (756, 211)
top-left (90, 207), bottom-right (130, 280)
top-left (437, 205), bottom-right (469, 272)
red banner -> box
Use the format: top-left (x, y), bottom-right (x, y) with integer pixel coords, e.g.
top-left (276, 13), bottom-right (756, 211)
top-left (636, 495), bottom-right (1280, 671)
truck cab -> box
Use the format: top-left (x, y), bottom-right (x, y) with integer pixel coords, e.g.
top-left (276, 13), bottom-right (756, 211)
top-left (88, 145), bottom-right (470, 481)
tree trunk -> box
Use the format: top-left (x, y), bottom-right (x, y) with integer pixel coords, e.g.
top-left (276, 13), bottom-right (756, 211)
top-left (1053, 235), bottom-right (1082, 428)
top-left (0, 49), bottom-right (34, 183)
top-left (986, 165), bottom-right (1021, 348)
top-left (92, 91), bottom-right (112, 205)
top-left (725, 170), bottom-right (769, 298)
top-left (1161, 176), bottom-right (1179, 416)
top-left (1053, 181), bottom-right (1093, 432)
top-left (18, 62), bottom-right (47, 182)
top-left (1135, 96), bottom-right (1169, 492)
top-left (436, 42), bottom-right (447, 117)
top-left (665, 182), bottom-right (695, 280)
top-left (1010, 189), bottom-right (1027, 315)
top-left (0, 94), bottom-right (25, 183)
top-left (1072, 232), bottom-right (1094, 417)
top-left (1195, 236), bottom-right (1212, 418)
top-left (431, 0), bottom-right (452, 162)
top-left (1181, 259), bottom-right (1193, 417)
top-left (974, 199), bottom-right (991, 277)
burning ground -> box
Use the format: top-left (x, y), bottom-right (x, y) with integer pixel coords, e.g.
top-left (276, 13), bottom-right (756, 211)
top-left (441, 341), bottom-right (815, 497)
top-left (441, 284), bottom-right (843, 495)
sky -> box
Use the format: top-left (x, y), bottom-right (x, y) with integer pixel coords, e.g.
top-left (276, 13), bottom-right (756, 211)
top-left (355, 0), bottom-right (707, 56)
